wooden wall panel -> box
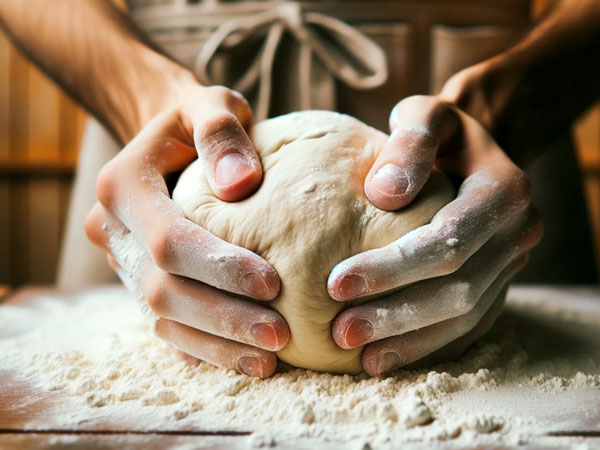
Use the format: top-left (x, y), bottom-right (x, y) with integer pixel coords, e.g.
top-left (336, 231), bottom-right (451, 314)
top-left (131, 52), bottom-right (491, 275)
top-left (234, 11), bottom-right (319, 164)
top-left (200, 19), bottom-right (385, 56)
top-left (575, 105), bottom-right (600, 275)
top-left (27, 179), bottom-right (61, 283)
top-left (0, 180), bottom-right (9, 283)
top-left (27, 66), bottom-right (61, 163)
top-left (0, 35), bottom-right (9, 161)
top-left (0, 33), bottom-right (85, 287)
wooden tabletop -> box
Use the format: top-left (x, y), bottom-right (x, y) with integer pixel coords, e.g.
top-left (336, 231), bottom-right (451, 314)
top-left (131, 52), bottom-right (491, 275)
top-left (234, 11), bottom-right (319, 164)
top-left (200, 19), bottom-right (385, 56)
top-left (1, 284), bottom-right (599, 450)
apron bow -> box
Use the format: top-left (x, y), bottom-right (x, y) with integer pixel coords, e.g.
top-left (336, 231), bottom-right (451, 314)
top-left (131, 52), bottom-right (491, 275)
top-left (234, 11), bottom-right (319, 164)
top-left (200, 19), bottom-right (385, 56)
top-left (194, 2), bottom-right (388, 120)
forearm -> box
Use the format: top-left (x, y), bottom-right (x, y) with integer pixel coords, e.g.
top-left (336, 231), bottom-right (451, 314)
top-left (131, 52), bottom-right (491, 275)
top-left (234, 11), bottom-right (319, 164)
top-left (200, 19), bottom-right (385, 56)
top-left (442, 0), bottom-right (600, 163)
top-left (0, 0), bottom-right (198, 143)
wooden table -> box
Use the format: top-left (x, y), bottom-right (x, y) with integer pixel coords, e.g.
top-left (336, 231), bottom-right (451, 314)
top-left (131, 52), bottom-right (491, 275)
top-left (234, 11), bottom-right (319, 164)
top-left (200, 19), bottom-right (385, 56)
top-left (1, 285), bottom-right (599, 450)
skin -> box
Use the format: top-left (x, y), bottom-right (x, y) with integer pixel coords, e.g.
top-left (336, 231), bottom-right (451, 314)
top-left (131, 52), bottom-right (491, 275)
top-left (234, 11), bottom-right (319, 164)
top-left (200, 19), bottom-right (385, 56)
top-left (328, 0), bottom-right (600, 376)
top-left (1, 0), bottom-right (598, 378)
top-left (0, 0), bottom-right (289, 378)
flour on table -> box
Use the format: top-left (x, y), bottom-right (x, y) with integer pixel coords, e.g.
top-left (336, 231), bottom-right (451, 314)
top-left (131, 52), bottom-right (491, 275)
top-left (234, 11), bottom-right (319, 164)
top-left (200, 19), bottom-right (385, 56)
top-left (1, 286), bottom-right (599, 449)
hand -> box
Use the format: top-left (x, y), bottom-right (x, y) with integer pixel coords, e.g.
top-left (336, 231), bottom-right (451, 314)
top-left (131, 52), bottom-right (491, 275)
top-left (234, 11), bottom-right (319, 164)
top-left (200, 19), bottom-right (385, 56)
top-left (85, 85), bottom-right (289, 378)
top-left (327, 95), bottom-right (542, 377)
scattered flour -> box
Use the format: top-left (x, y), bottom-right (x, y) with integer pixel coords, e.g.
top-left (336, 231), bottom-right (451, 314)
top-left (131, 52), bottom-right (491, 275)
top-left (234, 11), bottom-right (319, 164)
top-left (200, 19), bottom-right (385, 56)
top-left (1, 286), bottom-right (599, 449)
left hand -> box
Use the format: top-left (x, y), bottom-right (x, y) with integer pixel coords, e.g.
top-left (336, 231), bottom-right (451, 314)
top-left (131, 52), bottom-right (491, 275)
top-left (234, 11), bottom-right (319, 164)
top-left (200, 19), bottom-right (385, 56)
top-left (327, 95), bottom-right (543, 377)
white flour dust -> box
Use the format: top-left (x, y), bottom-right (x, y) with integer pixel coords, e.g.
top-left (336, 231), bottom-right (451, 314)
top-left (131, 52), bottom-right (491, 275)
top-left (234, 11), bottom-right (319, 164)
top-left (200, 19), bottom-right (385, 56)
top-left (1, 286), bottom-right (599, 449)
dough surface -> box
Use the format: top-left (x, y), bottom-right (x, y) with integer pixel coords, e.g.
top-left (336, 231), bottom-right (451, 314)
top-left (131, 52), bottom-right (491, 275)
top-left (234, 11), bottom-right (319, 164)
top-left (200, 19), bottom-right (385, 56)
top-left (173, 111), bottom-right (453, 373)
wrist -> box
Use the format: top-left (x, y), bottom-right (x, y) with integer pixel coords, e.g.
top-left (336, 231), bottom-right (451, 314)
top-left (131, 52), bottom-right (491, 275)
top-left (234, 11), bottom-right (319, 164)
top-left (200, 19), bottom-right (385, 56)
top-left (440, 53), bottom-right (519, 135)
top-left (106, 46), bottom-right (201, 143)
top-left (440, 51), bottom-right (533, 163)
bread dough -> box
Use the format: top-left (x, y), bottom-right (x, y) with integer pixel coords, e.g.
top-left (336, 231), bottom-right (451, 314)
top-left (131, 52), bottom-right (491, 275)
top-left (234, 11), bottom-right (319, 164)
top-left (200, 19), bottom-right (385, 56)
top-left (173, 111), bottom-right (453, 373)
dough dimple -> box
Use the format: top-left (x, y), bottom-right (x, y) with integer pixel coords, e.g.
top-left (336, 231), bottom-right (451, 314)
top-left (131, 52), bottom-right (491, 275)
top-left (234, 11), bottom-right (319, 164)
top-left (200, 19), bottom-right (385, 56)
top-left (173, 111), bottom-right (454, 373)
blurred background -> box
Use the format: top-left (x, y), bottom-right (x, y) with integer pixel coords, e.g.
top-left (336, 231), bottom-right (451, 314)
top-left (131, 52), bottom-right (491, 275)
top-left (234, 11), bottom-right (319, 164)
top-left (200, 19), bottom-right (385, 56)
top-left (0, 0), bottom-right (599, 288)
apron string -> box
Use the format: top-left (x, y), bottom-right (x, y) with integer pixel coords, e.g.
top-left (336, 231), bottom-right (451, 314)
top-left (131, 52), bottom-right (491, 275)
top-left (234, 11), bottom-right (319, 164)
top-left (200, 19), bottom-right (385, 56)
top-left (194, 2), bottom-right (388, 121)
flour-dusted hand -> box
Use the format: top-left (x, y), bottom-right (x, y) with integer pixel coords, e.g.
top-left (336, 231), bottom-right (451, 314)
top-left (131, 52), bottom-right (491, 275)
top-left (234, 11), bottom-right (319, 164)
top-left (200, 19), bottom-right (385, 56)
top-left (85, 85), bottom-right (289, 378)
top-left (328, 96), bottom-right (542, 376)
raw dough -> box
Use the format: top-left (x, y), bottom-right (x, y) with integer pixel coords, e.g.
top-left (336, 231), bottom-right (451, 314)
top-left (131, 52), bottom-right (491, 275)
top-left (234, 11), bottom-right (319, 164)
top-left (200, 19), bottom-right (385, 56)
top-left (173, 111), bottom-right (453, 373)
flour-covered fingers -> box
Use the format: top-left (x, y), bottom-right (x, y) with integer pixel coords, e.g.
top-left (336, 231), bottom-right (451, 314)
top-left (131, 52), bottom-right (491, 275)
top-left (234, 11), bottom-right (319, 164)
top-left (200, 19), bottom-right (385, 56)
top-left (329, 164), bottom-right (532, 301)
top-left (87, 198), bottom-right (287, 352)
top-left (190, 86), bottom-right (262, 202)
top-left (332, 209), bottom-right (542, 349)
top-left (106, 254), bottom-right (120, 271)
top-left (365, 96), bottom-right (458, 211)
top-left (361, 259), bottom-right (522, 377)
top-left (408, 281), bottom-right (513, 369)
top-left (84, 202), bottom-right (129, 252)
top-left (142, 267), bottom-right (289, 351)
top-left (95, 110), bottom-right (280, 301)
top-left (155, 318), bottom-right (277, 378)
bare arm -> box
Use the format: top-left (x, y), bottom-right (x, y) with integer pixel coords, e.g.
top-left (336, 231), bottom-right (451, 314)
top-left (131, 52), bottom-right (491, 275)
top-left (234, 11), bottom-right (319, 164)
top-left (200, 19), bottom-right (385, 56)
top-left (1, 0), bottom-right (289, 378)
top-left (442, 0), bottom-right (600, 163)
top-left (0, 0), bottom-right (195, 143)
top-left (331, 0), bottom-right (600, 376)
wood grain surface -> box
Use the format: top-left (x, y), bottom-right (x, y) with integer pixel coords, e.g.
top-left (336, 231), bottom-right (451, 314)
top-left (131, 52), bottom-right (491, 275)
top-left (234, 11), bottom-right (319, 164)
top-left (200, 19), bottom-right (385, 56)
top-left (0, 285), bottom-right (599, 450)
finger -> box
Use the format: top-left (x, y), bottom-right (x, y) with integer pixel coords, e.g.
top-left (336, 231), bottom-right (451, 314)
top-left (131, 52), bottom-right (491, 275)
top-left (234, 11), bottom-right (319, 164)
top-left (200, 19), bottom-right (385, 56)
top-left (407, 281), bottom-right (512, 369)
top-left (106, 254), bottom-right (120, 271)
top-left (362, 255), bottom-right (524, 377)
top-left (142, 266), bottom-right (289, 351)
top-left (330, 161), bottom-right (533, 301)
top-left (332, 209), bottom-right (541, 349)
top-left (191, 86), bottom-right (262, 202)
top-left (96, 110), bottom-right (280, 300)
top-left (365, 96), bottom-right (458, 211)
top-left (363, 283), bottom-right (509, 377)
top-left (87, 201), bottom-right (288, 350)
top-left (85, 202), bottom-right (129, 252)
top-left (155, 318), bottom-right (277, 378)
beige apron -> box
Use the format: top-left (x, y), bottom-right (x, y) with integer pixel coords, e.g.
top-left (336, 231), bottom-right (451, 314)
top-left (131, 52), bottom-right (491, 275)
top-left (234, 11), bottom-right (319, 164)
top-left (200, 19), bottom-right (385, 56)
top-left (57, 0), bottom-right (597, 286)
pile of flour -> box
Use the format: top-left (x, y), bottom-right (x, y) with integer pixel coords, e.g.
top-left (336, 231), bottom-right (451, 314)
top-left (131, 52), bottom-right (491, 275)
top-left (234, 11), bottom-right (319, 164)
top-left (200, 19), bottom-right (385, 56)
top-left (1, 286), bottom-right (599, 448)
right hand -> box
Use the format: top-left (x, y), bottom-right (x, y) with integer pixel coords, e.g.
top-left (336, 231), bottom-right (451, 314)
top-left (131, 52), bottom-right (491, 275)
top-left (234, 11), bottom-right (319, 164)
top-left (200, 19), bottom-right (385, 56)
top-left (85, 85), bottom-right (289, 378)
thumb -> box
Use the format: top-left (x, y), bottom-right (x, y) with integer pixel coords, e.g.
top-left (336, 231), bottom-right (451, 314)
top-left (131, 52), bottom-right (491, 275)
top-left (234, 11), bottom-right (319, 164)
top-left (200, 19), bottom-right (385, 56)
top-left (191, 86), bottom-right (262, 202)
top-left (364, 95), bottom-right (458, 211)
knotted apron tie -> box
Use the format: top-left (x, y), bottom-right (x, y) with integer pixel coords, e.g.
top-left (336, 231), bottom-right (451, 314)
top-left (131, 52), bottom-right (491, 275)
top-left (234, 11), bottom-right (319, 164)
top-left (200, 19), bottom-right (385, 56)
top-left (194, 2), bottom-right (388, 120)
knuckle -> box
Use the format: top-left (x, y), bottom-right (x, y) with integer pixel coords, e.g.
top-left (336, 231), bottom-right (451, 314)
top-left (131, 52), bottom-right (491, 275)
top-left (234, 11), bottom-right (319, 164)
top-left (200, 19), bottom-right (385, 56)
top-left (451, 281), bottom-right (479, 315)
top-left (435, 221), bottom-right (467, 275)
top-left (509, 170), bottom-right (532, 207)
top-left (96, 162), bottom-right (118, 207)
top-left (106, 254), bottom-right (120, 270)
top-left (144, 271), bottom-right (172, 317)
top-left (441, 252), bottom-right (462, 274)
top-left (153, 317), bottom-right (170, 339)
top-left (84, 207), bottom-right (104, 246)
top-left (222, 86), bottom-right (250, 110)
top-left (517, 211), bottom-right (544, 250)
top-left (205, 85), bottom-right (231, 98)
top-left (149, 226), bottom-right (176, 271)
top-left (194, 111), bottom-right (241, 149)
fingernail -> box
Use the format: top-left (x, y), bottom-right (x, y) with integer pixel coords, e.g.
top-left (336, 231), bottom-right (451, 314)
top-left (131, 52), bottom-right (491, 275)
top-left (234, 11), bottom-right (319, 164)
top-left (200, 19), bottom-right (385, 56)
top-left (337, 274), bottom-right (368, 299)
top-left (370, 164), bottom-right (409, 197)
top-left (215, 152), bottom-right (252, 187)
top-left (251, 323), bottom-right (279, 350)
top-left (344, 319), bottom-right (374, 348)
top-left (377, 351), bottom-right (401, 376)
top-left (237, 356), bottom-right (264, 377)
top-left (241, 272), bottom-right (270, 299)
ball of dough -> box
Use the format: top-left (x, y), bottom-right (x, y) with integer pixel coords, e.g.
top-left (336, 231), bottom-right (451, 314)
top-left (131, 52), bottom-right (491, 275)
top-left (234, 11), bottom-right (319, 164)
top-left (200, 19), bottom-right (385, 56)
top-left (173, 111), bottom-right (453, 374)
